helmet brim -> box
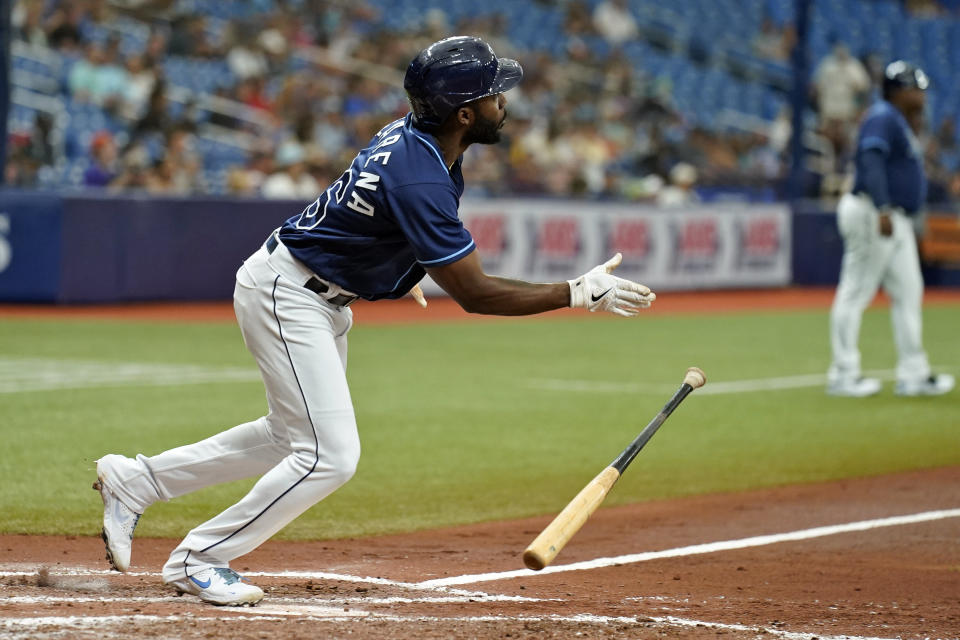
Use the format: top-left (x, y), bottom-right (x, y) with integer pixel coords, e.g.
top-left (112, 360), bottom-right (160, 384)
top-left (490, 57), bottom-right (523, 95)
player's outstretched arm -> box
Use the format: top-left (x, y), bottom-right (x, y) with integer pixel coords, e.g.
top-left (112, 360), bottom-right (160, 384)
top-left (426, 251), bottom-right (654, 317)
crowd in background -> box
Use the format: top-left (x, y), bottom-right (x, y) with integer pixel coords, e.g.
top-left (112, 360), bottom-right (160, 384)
top-left (4, 0), bottom-right (960, 206)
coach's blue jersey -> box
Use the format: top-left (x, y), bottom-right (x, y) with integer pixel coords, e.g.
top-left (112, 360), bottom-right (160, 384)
top-left (851, 100), bottom-right (926, 213)
top-left (278, 114), bottom-right (475, 300)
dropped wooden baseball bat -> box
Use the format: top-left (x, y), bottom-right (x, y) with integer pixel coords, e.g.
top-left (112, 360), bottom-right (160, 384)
top-left (522, 367), bottom-right (706, 571)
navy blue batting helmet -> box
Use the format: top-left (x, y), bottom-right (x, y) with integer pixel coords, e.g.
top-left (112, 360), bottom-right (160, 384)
top-left (882, 60), bottom-right (929, 99)
top-left (404, 36), bottom-right (523, 130)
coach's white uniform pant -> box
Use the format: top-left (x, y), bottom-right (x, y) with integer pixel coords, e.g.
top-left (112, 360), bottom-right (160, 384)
top-left (828, 192), bottom-right (930, 384)
top-left (101, 240), bottom-right (359, 584)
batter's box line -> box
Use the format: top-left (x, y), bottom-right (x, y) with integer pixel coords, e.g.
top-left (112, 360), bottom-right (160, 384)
top-left (417, 507), bottom-right (960, 587)
top-left (3, 507), bottom-right (958, 595)
top-left (1, 593), bottom-right (558, 606)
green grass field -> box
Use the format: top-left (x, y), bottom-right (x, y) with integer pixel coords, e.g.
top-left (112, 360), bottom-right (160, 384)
top-left (1, 304), bottom-right (958, 540)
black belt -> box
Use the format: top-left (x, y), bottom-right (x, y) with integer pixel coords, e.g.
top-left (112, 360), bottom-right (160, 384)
top-left (265, 232), bottom-right (358, 307)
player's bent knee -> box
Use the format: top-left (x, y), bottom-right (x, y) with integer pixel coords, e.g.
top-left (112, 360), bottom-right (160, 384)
top-left (326, 440), bottom-right (361, 486)
top-left (290, 438), bottom-right (360, 489)
top-left (327, 454), bottom-right (358, 488)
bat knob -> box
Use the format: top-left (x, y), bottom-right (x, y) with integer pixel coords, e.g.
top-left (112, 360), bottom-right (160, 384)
top-left (683, 367), bottom-right (706, 389)
top-left (522, 548), bottom-right (548, 571)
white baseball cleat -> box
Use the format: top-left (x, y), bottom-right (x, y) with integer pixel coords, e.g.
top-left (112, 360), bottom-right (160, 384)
top-left (895, 373), bottom-right (955, 396)
top-left (826, 376), bottom-right (882, 397)
top-left (93, 456), bottom-right (141, 572)
top-left (168, 567), bottom-right (265, 606)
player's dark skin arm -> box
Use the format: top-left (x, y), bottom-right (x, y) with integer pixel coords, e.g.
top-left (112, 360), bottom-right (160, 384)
top-left (427, 251), bottom-right (570, 316)
top-left (425, 95), bottom-right (572, 315)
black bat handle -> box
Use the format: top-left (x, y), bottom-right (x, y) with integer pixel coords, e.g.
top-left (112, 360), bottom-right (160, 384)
top-left (610, 383), bottom-right (693, 475)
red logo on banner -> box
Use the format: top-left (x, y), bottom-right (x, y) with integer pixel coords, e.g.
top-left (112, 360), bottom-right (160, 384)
top-left (537, 218), bottom-right (579, 258)
top-left (610, 219), bottom-right (650, 259)
top-left (742, 217), bottom-right (779, 256)
top-left (469, 215), bottom-right (506, 254)
top-left (679, 219), bottom-right (718, 257)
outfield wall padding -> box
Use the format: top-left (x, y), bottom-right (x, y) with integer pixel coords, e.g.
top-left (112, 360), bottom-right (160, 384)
top-left (0, 191), bottom-right (295, 302)
top-left (3, 190), bottom-right (945, 302)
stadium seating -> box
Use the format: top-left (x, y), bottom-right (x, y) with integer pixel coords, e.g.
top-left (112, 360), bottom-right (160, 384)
top-left (6, 0), bottom-right (960, 193)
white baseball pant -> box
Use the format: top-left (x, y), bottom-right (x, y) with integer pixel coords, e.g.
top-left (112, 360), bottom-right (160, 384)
top-left (828, 192), bottom-right (931, 384)
top-left (100, 239), bottom-right (359, 584)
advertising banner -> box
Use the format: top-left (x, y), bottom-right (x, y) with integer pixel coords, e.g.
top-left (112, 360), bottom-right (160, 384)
top-left (422, 200), bottom-right (792, 295)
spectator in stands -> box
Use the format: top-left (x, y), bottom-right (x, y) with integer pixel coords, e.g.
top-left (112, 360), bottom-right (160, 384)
top-left (132, 81), bottom-right (172, 138)
top-left (592, 0), bottom-right (638, 47)
top-left (813, 39), bottom-right (871, 123)
top-left (168, 14), bottom-right (219, 58)
top-left (123, 54), bottom-right (158, 120)
top-left (87, 0), bottom-right (120, 26)
top-left (98, 36), bottom-right (130, 114)
top-left (109, 143), bottom-right (152, 192)
top-left (236, 77), bottom-right (273, 115)
top-left (657, 162), bottom-right (700, 207)
top-left (742, 131), bottom-right (784, 181)
top-left (8, 113), bottom-right (53, 177)
top-left (564, 1), bottom-right (595, 37)
top-left (904, 0), bottom-right (946, 16)
top-left (226, 24), bottom-right (269, 81)
top-left (162, 126), bottom-right (204, 194)
top-left (68, 41), bottom-right (128, 112)
top-left (12, 0), bottom-right (48, 47)
top-left (26, 112), bottom-right (56, 169)
top-left (68, 42), bottom-right (106, 103)
top-left (257, 22), bottom-right (291, 75)
top-left (45, 1), bottom-right (86, 52)
top-left (144, 157), bottom-right (176, 193)
top-left (226, 151), bottom-right (273, 197)
top-left (261, 142), bottom-right (319, 200)
top-left (812, 38), bottom-right (871, 157)
top-left (142, 29), bottom-right (169, 68)
top-left (4, 140), bottom-right (40, 187)
top-left (83, 131), bottom-right (118, 187)
top-left (768, 106), bottom-right (793, 156)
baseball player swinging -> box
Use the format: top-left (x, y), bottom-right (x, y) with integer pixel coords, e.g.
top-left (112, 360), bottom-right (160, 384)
top-left (826, 61), bottom-right (954, 397)
top-left (91, 36), bottom-right (655, 606)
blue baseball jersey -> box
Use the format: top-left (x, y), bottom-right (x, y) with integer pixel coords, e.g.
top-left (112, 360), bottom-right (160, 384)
top-left (277, 114), bottom-right (475, 300)
top-left (851, 100), bottom-right (927, 214)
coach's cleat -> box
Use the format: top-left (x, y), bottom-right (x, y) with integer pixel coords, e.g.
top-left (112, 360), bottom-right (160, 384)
top-left (167, 568), bottom-right (265, 606)
top-left (826, 376), bottom-right (882, 397)
top-left (93, 459), bottom-right (141, 572)
top-left (895, 373), bottom-right (955, 397)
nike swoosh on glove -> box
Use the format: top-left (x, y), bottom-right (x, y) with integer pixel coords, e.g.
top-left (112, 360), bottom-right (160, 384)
top-left (568, 253), bottom-right (656, 317)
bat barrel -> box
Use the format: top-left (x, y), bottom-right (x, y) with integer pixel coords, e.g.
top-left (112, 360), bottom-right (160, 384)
top-left (522, 466), bottom-right (621, 570)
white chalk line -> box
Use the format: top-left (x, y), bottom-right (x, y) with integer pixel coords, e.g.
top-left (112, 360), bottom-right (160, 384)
top-left (0, 593), bottom-right (553, 605)
top-left (0, 567), bottom-right (493, 598)
top-left (0, 612), bottom-right (910, 640)
top-left (5, 507), bottom-right (958, 592)
top-left (418, 507), bottom-right (960, 587)
top-left (0, 357), bottom-right (260, 393)
top-left (526, 366), bottom-right (956, 395)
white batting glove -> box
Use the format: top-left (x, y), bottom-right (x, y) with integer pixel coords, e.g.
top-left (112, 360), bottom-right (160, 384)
top-left (568, 253), bottom-right (656, 317)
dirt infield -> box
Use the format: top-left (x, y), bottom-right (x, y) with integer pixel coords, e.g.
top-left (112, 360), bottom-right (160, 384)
top-left (3, 466), bottom-right (959, 639)
top-left (2, 286), bottom-right (960, 324)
